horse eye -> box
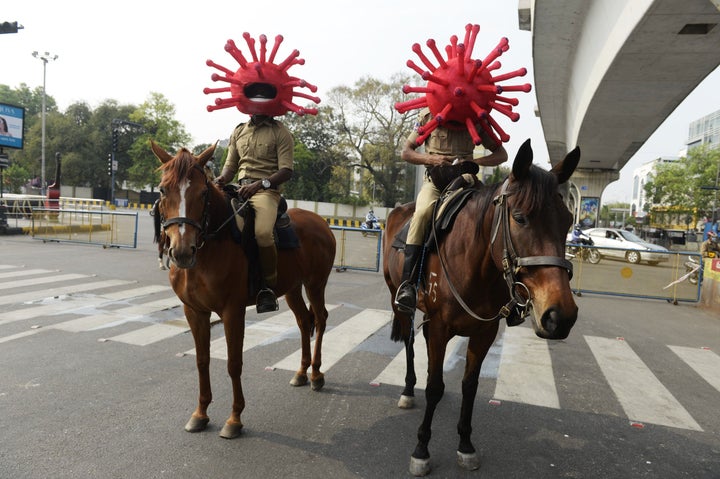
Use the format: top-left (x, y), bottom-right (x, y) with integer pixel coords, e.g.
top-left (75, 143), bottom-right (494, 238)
top-left (512, 211), bottom-right (527, 225)
top-left (159, 186), bottom-right (166, 196)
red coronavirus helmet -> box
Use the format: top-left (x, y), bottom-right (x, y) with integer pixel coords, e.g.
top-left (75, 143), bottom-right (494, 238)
top-left (395, 24), bottom-right (532, 146)
top-left (204, 32), bottom-right (320, 117)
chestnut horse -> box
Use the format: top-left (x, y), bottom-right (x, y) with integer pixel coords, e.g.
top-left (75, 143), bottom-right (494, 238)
top-left (383, 139), bottom-right (580, 476)
top-left (150, 141), bottom-right (336, 439)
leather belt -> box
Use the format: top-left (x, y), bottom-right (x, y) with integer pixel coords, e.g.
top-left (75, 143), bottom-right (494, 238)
top-left (239, 178), bottom-right (259, 186)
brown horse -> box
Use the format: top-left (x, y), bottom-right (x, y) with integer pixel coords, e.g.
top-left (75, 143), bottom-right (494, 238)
top-left (150, 141), bottom-right (336, 439)
top-left (383, 139), bottom-right (580, 476)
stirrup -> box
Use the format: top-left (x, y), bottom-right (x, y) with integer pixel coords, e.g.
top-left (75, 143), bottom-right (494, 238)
top-left (394, 281), bottom-right (417, 314)
top-left (256, 288), bottom-right (278, 314)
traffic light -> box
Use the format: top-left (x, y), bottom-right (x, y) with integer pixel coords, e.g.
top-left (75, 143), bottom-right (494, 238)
top-left (0, 21), bottom-right (21, 34)
top-left (112, 130), bottom-right (119, 151)
top-left (107, 154), bottom-right (112, 176)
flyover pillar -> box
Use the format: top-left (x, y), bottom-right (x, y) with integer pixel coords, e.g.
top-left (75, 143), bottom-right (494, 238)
top-left (567, 169), bottom-right (620, 228)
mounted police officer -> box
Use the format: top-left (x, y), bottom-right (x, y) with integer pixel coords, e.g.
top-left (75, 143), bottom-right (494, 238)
top-left (394, 108), bottom-right (508, 315)
top-left (215, 112), bottom-right (294, 313)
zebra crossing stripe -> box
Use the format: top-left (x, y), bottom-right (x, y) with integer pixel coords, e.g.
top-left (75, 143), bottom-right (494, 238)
top-left (0, 279), bottom-right (133, 307)
top-left (50, 296), bottom-right (182, 332)
top-left (182, 305), bottom-right (343, 360)
top-left (0, 273), bottom-right (88, 291)
top-left (586, 336), bottom-right (702, 431)
top-left (272, 308), bottom-right (392, 372)
top-left (668, 345), bottom-right (720, 393)
top-left (0, 284), bottom-right (171, 325)
top-left (493, 326), bottom-right (560, 409)
top-left (371, 331), bottom-right (466, 390)
top-left (107, 323), bottom-right (190, 346)
top-left (0, 268), bottom-right (57, 279)
top-left (0, 329), bottom-right (39, 344)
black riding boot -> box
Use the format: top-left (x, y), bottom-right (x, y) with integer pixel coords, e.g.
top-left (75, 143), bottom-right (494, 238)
top-left (395, 245), bottom-right (423, 314)
top-left (256, 245), bottom-right (279, 313)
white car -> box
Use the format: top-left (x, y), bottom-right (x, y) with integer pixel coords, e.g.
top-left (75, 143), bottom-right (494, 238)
top-left (583, 227), bottom-right (670, 265)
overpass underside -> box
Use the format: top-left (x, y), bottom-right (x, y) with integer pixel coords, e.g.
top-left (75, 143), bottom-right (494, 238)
top-left (521, 0), bottom-right (720, 222)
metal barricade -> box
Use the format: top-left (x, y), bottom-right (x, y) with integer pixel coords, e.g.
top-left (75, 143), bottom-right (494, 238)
top-left (331, 226), bottom-right (382, 272)
top-left (29, 208), bottom-right (138, 249)
top-left (567, 244), bottom-right (701, 303)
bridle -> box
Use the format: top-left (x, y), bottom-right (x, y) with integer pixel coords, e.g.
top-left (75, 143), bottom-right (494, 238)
top-left (159, 164), bottom-right (212, 251)
top-left (159, 164), bottom-right (238, 250)
top-left (435, 178), bottom-right (573, 322)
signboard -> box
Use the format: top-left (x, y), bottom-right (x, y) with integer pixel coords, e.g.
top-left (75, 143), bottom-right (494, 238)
top-left (0, 102), bottom-right (25, 150)
top-left (578, 197), bottom-right (599, 228)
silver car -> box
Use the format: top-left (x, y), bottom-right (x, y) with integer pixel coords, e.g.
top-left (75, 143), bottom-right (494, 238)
top-left (584, 228), bottom-right (670, 265)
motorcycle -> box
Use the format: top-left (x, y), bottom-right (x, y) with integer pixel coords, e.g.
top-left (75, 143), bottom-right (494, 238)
top-left (361, 212), bottom-right (381, 237)
top-left (684, 256), bottom-right (701, 285)
top-left (566, 238), bottom-right (601, 264)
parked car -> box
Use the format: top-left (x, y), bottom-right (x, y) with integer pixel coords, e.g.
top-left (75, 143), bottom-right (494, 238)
top-left (581, 227), bottom-right (670, 265)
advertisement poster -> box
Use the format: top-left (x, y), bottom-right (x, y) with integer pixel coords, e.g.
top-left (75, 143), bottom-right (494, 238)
top-left (579, 197), bottom-right (599, 228)
top-left (0, 102), bottom-right (25, 150)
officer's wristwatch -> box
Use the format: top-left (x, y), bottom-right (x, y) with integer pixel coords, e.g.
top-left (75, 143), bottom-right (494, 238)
top-left (261, 178), bottom-right (271, 189)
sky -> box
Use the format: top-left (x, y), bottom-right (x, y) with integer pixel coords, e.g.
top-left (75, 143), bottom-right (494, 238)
top-left (3, 0), bottom-right (720, 203)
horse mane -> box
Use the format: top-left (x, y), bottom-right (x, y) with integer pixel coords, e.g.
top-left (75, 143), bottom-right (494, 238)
top-left (507, 164), bottom-right (560, 215)
top-left (471, 164), bottom-right (560, 237)
top-left (158, 148), bottom-right (197, 189)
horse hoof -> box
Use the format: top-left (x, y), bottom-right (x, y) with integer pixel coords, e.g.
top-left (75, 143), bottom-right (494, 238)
top-left (311, 375), bottom-right (325, 391)
top-left (457, 451), bottom-right (481, 471)
top-left (409, 456), bottom-right (431, 477)
top-left (398, 394), bottom-right (415, 409)
top-left (219, 421), bottom-right (243, 439)
top-left (290, 374), bottom-right (308, 387)
top-left (184, 416), bottom-right (209, 433)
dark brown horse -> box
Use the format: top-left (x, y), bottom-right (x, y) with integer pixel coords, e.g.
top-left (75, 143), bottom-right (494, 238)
top-left (383, 139), bottom-right (580, 476)
top-left (150, 141), bottom-right (336, 439)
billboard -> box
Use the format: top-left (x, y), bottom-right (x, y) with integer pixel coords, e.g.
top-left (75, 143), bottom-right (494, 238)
top-left (0, 102), bottom-right (25, 150)
top-left (579, 197), bottom-right (599, 228)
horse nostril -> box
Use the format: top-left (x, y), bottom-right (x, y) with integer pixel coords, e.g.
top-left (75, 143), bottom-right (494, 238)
top-left (542, 309), bottom-right (559, 335)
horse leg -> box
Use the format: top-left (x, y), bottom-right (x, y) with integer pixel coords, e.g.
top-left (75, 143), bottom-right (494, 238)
top-left (409, 328), bottom-right (448, 477)
top-left (219, 307), bottom-right (247, 439)
top-left (183, 306), bottom-right (212, 433)
top-left (456, 327), bottom-right (498, 471)
top-left (304, 283), bottom-right (329, 391)
top-left (398, 320), bottom-right (417, 409)
top-left (285, 285), bottom-right (313, 388)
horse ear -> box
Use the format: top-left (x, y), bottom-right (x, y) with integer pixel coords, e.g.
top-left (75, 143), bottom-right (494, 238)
top-left (197, 141), bottom-right (218, 166)
top-left (551, 146), bottom-right (581, 185)
top-left (150, 140), bottom-right (173, 164)
top-left (511, 139), bottom-right (533, 180)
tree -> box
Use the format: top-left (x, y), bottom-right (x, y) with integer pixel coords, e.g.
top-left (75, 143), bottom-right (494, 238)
top-left (126, 92), bottom-right (191, 191)
top-left (327, 75), bottom-right (417, 207)
top-left (282, 106), bottom-right (348, 202)
top-left (644, 146), bottom-right (720, 220)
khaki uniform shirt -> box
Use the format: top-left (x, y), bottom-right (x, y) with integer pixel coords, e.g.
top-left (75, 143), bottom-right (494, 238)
top-left (223, 117), bottom-right (294, 181)
top-left (407, 108), bottom-right (498, 159)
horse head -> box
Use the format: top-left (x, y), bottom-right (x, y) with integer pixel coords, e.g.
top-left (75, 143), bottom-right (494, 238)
top-left (150, 140), bottom-right (218, 269)
top-left (499, 139), bottom-right (580, 339)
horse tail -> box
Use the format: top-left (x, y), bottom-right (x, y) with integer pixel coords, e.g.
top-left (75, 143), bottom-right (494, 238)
top-left (390, 313), bottom-right (412, 342)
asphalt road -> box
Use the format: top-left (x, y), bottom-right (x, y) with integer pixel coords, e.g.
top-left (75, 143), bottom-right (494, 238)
top-left (1, 212), bottom-right (719, 479)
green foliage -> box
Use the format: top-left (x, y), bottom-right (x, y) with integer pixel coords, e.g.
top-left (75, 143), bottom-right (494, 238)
top-left (2, 162), bottom-right (31, 193)
top-left (0, 78), bottom-right (426, 205)
top-left (644, 146), bottom-right (720, 219)
top-left (327, 74), bottom-right (417, 207)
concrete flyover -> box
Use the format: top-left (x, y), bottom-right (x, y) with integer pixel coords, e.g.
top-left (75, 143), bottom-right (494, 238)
top-left (519, 0), bottom-right (720, 218)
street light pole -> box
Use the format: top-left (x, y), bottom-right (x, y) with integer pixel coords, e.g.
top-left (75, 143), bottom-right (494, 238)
top-left (32, 51), bottom-right (58, 196)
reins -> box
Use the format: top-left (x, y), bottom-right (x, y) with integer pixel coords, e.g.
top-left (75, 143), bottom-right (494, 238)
top-left (433, 178), bottom-right (573, 322)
